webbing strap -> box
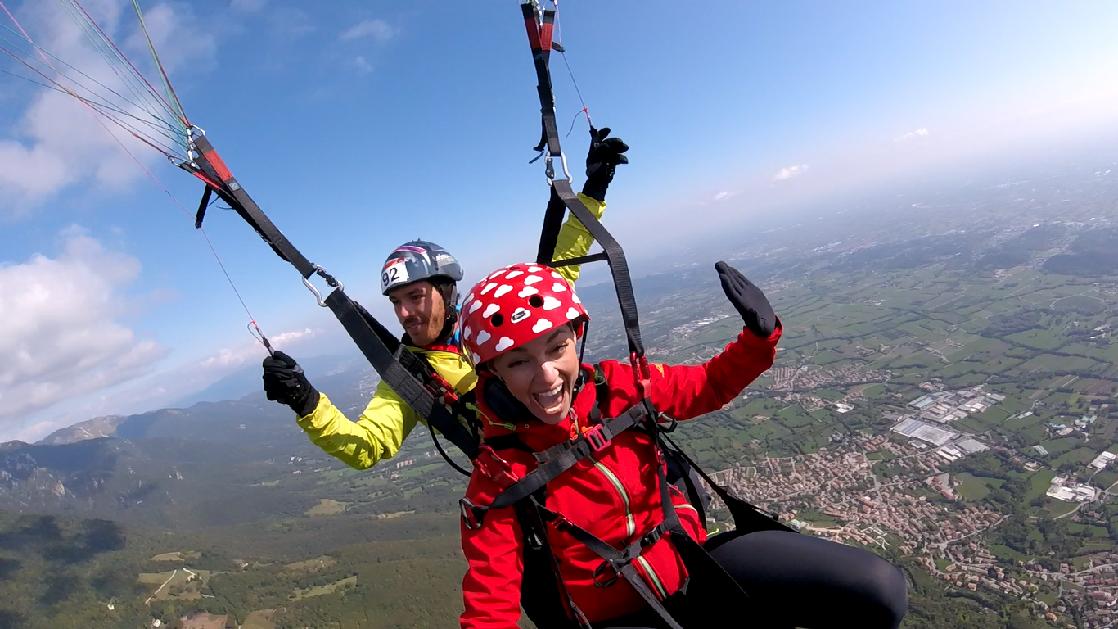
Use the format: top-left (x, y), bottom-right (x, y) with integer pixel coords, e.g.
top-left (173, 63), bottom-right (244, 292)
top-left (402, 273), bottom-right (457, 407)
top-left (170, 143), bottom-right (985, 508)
top-left (517, 499), bottom-right (593, 629)
top-left (536, 186), bottom-right (566, 265)
top-left (189, 133), bottom-right (318, 278)
top-left (328, 291), bottom-right (480, 460)
top-left (520, 4), bottom-right (646, 360)
top-left (184, 134), bottom-right (479, 464)
top-left (659, 433), bottom-right (792, 534)
top-left (552, 178), bottom-right (646, 358)
top-left (550, 251), bottom-right (609, 268)
top-left (522, 4), bottom-right (560, 158)
top-left (194, 185), bottom-right (212, 229)
top-left (488, 404), bottom-right (647, 510)
top-left (535, 498), bottom-right (684, 629)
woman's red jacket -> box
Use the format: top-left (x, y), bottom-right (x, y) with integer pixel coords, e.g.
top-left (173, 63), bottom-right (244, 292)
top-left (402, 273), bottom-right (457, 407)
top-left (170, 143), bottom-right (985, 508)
top-left (460, 325), bottom-right (781, 628)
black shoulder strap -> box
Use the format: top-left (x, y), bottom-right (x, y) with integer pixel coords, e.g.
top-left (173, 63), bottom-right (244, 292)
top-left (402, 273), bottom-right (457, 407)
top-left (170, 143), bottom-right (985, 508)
top-left (327, 292), bottom-right (479, 461)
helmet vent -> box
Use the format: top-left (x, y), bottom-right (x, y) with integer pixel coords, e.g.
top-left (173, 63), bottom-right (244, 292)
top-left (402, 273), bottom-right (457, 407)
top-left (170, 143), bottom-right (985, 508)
top-left (528, 295), bottom-right (544, 308)
top-left (490, 313), bottom-right (505, 327)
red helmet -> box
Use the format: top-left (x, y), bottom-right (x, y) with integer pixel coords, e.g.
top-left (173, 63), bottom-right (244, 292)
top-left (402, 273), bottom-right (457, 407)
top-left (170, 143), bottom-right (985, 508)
top-left (461, 262), bottom-right (588, 366)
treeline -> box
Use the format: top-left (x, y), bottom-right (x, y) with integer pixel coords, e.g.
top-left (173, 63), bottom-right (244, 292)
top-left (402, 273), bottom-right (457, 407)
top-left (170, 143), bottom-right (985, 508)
top-left (1043, 228), bottom-right (1118, 278)
top-left (980, 311), bottom-right (1045, 337)
top-left (974, 224), bottom-right (1067, 271)
top-left (0, 512), bottom-right (156, 629)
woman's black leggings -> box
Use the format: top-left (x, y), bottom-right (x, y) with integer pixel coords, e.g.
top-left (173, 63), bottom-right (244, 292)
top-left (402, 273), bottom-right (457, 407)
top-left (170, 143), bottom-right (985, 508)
top-left (597, 530), bottom-right (908, 628)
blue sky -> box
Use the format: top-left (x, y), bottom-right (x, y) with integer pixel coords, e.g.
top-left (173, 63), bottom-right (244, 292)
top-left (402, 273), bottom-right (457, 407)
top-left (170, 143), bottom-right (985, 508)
top-left (2, 0), bottom-right (1117, 442)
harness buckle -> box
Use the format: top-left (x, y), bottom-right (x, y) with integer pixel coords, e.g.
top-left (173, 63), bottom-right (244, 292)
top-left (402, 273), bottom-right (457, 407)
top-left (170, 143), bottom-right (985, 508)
top-left (639, 528), bottom-right (663, 549)
top-left (592, 560), bottom-right (621, 588)
top-left (584, 424), bottom-right (611, 452)
top-left (459, 498), bottom-right (487, 530)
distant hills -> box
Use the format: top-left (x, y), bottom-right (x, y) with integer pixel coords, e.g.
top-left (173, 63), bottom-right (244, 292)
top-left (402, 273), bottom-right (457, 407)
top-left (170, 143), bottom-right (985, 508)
top-left (38, 415), bottom-right (126, 446)
top-left (0, 358), bottom-right (385, 530)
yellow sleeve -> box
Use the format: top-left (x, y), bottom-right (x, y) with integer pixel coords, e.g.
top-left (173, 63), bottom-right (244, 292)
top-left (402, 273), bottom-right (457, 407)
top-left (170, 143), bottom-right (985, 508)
top-left (551, 192), bottom-right (606, 285)
top-left (295, 384), bottom-right (421, 470)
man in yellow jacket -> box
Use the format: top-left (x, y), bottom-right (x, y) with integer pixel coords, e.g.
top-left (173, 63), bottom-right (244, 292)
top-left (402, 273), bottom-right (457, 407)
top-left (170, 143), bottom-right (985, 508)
top-left (261, 128), bottom-right (628, 470)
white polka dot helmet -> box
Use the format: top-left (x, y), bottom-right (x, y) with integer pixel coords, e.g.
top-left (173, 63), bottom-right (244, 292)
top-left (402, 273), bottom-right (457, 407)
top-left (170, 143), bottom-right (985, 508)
top-left (460, 262), bottom-right (588, 366)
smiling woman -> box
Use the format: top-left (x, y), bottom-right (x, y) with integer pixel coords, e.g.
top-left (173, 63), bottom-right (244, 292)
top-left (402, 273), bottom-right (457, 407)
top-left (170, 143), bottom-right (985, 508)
top-left (456, 261), bottom-right (907, 629)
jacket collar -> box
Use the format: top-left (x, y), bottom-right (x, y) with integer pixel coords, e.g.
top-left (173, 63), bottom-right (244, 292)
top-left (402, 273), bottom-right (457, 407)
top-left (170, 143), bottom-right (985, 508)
top-left (476, 365), bottom-right (597, 451)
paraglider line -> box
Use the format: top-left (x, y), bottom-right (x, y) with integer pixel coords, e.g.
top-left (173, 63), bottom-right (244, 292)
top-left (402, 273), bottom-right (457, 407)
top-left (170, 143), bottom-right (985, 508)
top-left (66, 0), bottom-right (184, 126)
top-left (0, 0), bottom-right (264, 350)
top-left (0, 31), bottom-right (182, 160)
top-left (0, 23), bottom-right (185, 143)
top-left (129, 0), bottom-right (188, 126)
top-left (54, 1), bottom-right (179, 133)
top-left (553, 7), bottom-right (592, 130)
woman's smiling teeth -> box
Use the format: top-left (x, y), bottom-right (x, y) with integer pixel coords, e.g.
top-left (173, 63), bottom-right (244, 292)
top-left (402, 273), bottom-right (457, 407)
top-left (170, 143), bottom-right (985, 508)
top-left (533, 383), bottom-right (565, 411)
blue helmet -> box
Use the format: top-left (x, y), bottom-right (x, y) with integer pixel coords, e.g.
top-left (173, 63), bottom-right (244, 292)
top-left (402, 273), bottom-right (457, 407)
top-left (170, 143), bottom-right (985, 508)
top-left (380, 240), bottom-right (464, 295)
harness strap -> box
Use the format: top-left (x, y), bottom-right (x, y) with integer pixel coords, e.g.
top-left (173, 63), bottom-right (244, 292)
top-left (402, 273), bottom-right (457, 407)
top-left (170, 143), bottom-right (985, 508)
top-left (488, 404), bottom-right (648, 510)
top-left (537, 186), bottom-right (567, 270)
top-left (535, 502), bottom-right (685, 629)
top-left (517, 497), bottom-right (594, 629)
top-left (185, 133), bottom-right (480, 466)
top-left (659, 433), bottom-right (792, 535)
top-left (550, 251), bottom-right (609, 268)
top-left (552, 180), bottom-right (646, 360)
top-left (326, 292), bottom-right (480, 461)
top-left (520, 3), bottom-right (646, 363)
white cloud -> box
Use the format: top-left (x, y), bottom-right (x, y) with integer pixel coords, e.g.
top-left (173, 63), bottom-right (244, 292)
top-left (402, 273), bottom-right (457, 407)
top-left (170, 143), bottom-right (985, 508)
top-left (0, 229), bottom-right (166, 428)
top-left (0, 140), bottom-right (73, 207)
top-left (773, 164), bottom-right (810, 181)
top-left (339, 19), bottom-right (394, 43)
top-left (895, 127), bottom-right (930, 142)
top-left (354, 55), bottom-right (373, 74)
top-left (713, 191), bottom-right (732, 202)
top-left (199, 327), bottom-right (315, 369)
top-left (0, 2), bottom-right (214, 211)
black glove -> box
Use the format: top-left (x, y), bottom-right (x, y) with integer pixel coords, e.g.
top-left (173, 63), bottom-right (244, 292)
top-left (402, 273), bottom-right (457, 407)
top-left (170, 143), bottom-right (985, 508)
top-left (262, 351), bottom-right (320, 416)
top-left (716, 261), bottom-right (777, 338)
top-left (581, 126), bottom-right (629, 202)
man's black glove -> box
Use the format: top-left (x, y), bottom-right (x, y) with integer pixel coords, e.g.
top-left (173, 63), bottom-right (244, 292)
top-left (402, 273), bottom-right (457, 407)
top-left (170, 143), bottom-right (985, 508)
top-left (716, 261), bottom-right (777, 339)
top-left (581, 126), bottom-right (629, 202)
top-left (262, 351), bottom-right (320, 416)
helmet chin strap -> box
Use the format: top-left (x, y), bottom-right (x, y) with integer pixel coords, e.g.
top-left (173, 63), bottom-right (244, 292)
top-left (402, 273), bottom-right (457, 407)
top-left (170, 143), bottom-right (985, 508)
top-left (577, 318), bottom-right (590, 365)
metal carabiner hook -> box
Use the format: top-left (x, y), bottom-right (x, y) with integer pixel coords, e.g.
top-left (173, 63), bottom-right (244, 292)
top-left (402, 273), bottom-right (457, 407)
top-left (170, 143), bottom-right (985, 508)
top-left (303, 264), bottom-right (343, 307)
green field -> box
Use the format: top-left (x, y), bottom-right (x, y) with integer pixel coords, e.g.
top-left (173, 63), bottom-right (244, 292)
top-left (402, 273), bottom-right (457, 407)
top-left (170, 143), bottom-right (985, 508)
top-left (955, 473), bottom-right (1004, 501)
top-left (1025, 470), bottom-right (1057, 502)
